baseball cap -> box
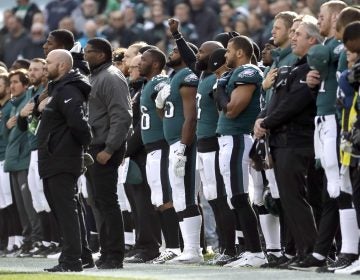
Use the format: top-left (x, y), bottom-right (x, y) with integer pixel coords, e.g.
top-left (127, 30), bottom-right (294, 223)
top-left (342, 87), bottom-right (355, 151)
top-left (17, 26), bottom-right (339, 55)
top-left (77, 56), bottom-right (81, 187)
top-left (213, 31), bottom-right (240, 48)
top-left (208, 48), bottom-right (226, 72)
top-left (307, 44), bottom-right (331, 80)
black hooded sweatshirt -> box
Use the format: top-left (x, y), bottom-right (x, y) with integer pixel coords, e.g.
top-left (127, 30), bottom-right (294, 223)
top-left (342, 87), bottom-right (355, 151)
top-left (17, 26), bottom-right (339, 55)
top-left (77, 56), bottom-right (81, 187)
top-left (37, 69), bottom-right (92, 179)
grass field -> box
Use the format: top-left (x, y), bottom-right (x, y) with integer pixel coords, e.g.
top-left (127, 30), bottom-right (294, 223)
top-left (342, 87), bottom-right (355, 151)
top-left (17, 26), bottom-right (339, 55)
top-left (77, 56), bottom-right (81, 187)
top-left (0, 257), bottom-right (357, 280)
top-left (0, 272), bottom-right (139, 280)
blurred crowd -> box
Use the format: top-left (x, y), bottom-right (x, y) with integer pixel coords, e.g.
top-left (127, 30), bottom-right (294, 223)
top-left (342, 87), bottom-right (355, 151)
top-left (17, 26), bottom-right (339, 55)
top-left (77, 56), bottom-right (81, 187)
top-left (1, 0), bottom-right (359, 70)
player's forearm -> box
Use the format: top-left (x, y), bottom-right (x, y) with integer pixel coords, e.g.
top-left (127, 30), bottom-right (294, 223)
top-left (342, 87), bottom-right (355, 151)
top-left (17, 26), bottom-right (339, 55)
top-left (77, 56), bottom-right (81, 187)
top-left (181, 118), bottom-right (197, 146)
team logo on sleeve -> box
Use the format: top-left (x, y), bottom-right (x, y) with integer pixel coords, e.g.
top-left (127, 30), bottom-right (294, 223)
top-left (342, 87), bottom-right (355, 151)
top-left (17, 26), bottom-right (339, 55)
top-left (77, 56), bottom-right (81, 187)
top-left (154, 81), bottom-right (168, 92)
top-left (334, 44), bottom-right (344, 55)
top-left (238, 68), bottom-right (257, 78)
top-left (184, 73), bottom-right (198, 82)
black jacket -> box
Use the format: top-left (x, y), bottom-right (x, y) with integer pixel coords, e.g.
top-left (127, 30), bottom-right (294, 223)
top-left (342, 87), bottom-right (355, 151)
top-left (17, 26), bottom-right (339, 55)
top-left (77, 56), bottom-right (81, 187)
top-left (37, 69), bottom-right (92, 179)
top-left (260, 56), bottom-right (316, 147)
top-left (125, 78), bottom-right (146, 158)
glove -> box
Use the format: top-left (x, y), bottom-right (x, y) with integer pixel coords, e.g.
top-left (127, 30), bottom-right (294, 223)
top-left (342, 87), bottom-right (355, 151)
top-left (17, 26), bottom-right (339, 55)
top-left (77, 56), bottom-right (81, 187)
top-left (263, 187), bottom-right (280, 217)
top-left (351, 127), bottom-right (360, 146)
top-left (155, 84), bottom-right (170, 109)
top-left (174, 143), bottom-right (187, 177)
top-left (327, 183), bottom-right (340, 199)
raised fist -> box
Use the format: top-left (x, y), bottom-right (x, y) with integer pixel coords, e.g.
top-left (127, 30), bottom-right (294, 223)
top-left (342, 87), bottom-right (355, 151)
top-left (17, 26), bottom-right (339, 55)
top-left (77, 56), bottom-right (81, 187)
top-left (168, 18), bottom-right (180, 35)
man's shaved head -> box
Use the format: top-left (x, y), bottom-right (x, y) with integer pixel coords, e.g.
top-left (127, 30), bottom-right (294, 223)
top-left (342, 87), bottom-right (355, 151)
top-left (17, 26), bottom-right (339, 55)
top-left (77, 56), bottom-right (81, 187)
top-left (46, 49), bottom-right (73, 80)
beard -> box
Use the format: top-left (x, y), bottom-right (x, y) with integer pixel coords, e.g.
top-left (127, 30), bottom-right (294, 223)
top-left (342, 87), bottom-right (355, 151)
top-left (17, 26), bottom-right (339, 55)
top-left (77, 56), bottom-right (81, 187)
top-left (47, 70), bottom-right (59, 81)
top-left (139, 64), bottom-right (151, 77)
top-left (166, 57), bottom-right (182, 68)
top-left (195, 57), bottom-right (209, 72)
top-left (0, 90), bottom-right (7, 100)
top-left (30, 77), bottom-right (42, 87)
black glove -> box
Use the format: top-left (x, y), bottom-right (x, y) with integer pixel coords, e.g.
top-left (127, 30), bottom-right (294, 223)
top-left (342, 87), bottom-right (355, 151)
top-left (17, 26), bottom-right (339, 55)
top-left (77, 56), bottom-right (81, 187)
top-left (351, 127), bottom-right (360, 147)
top-left (213, 85), bottom-right (229, 112)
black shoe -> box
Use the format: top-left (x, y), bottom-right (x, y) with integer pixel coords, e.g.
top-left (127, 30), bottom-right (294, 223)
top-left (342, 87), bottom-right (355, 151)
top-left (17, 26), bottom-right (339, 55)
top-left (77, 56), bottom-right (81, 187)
top-left (82, 258), bottom-right (95, 269)
top-left (277, 255), bottom-right (301, 269)
top-left (97, 259), bottom-right (123, 269)
top-left (44, 263), bottom-right (83, 272)
top-left (32, 245), bottom-right (50, 258)
top-left (261, 254), bottom-right (287, 268)
top-left (324, 253), bottom-right (358, 273)
top-left (95, 254), bottom-right (107, 267)
top-left (45, 243), bottom-right (61, 257)
top-left (289, 254), bottom-right (326, 271)
top-left (124, 248), bottom-right (142, 258)
top-left (124, 252), bottom-right (160, 264)
top-left (214, 254), bottom-right (237, 266)
top-left (5, 245), bottom-right (21, 257)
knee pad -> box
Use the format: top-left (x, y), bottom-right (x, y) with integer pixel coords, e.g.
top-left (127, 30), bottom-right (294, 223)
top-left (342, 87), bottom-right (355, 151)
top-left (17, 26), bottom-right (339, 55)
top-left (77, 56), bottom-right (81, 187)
top-left (255, 204), bottom-right (269, 215)
top-left (230, 194), bottom-right (250, 209)
top-left (337, 191), bottom-right (352, 209)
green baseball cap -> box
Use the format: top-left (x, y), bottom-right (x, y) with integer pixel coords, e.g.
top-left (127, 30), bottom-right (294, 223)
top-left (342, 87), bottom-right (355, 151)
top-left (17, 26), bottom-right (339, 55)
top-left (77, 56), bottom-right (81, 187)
top-left (307, 44), bottom-right (331, 80)
top-left (126, 160), bottom-right (142, 185)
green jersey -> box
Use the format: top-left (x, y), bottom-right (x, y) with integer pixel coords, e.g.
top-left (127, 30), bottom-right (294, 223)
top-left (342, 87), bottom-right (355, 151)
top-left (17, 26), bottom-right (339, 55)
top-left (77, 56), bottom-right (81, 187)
top-left (140, 75), bottom-right (169, 145)
top-left (196, 73), bottom-right (218, 139)
top-left (217, 64), bottom-right (262, 135)
top-left (337, 50), bottom-right (348, 74)
top-left (0, 100), bottom-right (12, 161)
top-left (316, 37), bottom-right (344, 116)
top-left (163, 68), bottom-right (199, 145)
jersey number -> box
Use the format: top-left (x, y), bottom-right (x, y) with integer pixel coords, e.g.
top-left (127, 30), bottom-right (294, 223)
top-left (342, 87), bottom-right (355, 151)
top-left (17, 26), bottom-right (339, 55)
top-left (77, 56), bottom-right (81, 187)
top-left (319, 80), bottom-right (325, 93)
top-left (196, 93), bottom-right (202, 119)
top-left (164, 101), bottom-right (174, 118)
top-left (141, 105), bottom-right (150, 130)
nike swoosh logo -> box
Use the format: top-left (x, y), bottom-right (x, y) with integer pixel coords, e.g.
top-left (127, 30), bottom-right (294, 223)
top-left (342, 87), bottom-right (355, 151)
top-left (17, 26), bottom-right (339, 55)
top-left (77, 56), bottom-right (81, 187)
top-left (299, 80), bottom-right (307, 84)
top-left (64, 98), bottom-right (72, 103)
top-left (222, 144), bottom-right (228, 147)
top-left (150, 151), bottom-right (156, 156)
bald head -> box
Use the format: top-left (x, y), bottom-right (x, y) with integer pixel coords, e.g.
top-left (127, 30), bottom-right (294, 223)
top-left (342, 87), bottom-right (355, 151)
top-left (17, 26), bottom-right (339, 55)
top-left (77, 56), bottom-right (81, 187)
top-left (46, 49), bottom-right (73, 81)
top-left (201, 41), bottom-right (224, 51)
top-left (196, 41), bottom-right (224, 72)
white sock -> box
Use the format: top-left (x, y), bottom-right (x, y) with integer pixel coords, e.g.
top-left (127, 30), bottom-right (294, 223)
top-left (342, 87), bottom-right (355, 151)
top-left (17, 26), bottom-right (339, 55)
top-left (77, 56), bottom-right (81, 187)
top-left (7, 236), bottom-right (15, 251)
top-left (259, 214), bottom-right (281, 251)
top-left (124, 231), bottom-right (135, 246)
top-left (181, 215), bottom-right (202, 252)
top-left (312, 252), bottom-right (325, 260)
top-left (14, 236), bottom-right (23, 248)
top-left (339, 209), bottom-right (359, 255)
top-left (235, 230), bottom-right (244, 246)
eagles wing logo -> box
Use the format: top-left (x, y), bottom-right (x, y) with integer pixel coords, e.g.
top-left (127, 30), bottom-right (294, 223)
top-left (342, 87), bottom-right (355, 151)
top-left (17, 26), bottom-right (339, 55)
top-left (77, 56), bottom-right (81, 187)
top-left (154, 81), bottom-right (167, 92)
top-left (334, 44), bottom-right (344, 55)
top-left (239, 68), bottom-right (256, 78)
top-left (184, 73), bottom-right (198, 83)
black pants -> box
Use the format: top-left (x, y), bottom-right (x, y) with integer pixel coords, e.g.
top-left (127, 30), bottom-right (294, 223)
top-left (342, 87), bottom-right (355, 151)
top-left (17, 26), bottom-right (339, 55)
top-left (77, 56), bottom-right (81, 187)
top-left (313, 184), bottom-right (339, 256)
top-left (43, 173), bottom-right (82, 267)
top-left (124, 150), bottom-right (161, 256)
top-left (10, 170), bottom-right (42, 244)
top-left (351, 166), bottom-right (360, 228)
top-left (272, 146), bottom-right (318, 256)
top-left (86, 145), bottom-right (125, 262)
top-left (38, 211), bottom-right (60, 243)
